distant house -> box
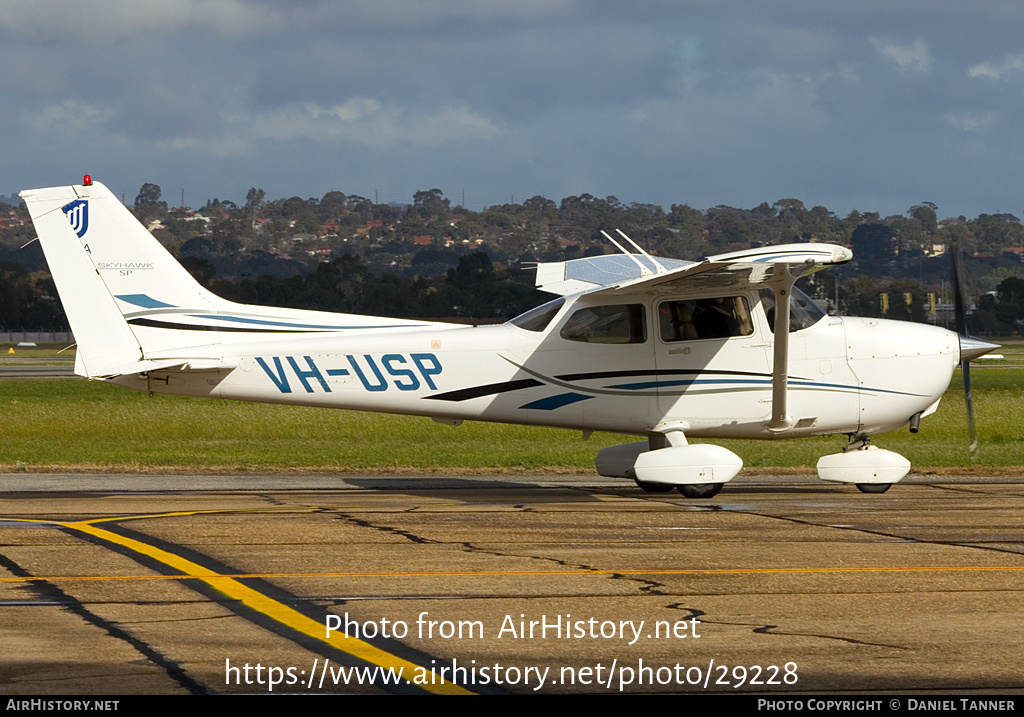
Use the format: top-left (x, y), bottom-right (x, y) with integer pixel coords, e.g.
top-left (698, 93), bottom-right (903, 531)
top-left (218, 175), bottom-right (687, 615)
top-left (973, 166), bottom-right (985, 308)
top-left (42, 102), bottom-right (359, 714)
top-left (413, 235), bottom-right (433, 246)
top-left (356, 221), bottom-right (385, 236)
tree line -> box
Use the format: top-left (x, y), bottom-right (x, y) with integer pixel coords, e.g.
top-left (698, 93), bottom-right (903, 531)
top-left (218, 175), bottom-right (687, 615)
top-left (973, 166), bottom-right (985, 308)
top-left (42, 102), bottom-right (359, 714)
top-left (2, 185), bottom-right (1024, 333)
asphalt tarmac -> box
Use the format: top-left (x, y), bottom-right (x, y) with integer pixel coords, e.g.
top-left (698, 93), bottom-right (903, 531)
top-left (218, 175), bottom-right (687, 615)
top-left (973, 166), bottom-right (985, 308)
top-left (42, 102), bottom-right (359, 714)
top-left (0, 472), bottom-right (1021, 695)
top-left (0, 365), bottom-right (75, 378)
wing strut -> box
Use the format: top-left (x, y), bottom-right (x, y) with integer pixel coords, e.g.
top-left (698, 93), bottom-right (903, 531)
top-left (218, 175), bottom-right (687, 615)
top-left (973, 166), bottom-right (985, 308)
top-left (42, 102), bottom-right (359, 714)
top-left (599, 230), bottom-right (654, 276)
top-left (614, 229), bottom-right (668, 274)
top-left (766, 269), bottom-right (796, 432)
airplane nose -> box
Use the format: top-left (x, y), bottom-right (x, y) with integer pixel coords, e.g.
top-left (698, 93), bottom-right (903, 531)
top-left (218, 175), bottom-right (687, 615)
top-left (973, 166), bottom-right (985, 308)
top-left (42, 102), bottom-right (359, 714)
top-left (959, 335), bottom-right (1000, 363)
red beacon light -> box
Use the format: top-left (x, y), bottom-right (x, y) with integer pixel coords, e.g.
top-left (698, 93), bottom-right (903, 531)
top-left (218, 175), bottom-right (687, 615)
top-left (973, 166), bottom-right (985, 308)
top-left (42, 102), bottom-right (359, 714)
top-left (83, 175), bottom-right (92, 186)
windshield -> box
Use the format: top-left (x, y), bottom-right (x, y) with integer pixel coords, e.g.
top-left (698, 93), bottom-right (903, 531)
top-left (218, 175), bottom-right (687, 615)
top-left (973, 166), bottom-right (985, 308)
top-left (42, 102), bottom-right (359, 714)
top-left (759, 287), bottom-right (827, 332)
top-left (508, 298), bottom-right (565, 332)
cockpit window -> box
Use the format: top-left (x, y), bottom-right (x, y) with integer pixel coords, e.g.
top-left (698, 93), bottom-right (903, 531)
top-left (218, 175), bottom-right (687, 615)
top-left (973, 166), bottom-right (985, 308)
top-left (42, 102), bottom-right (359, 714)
top-left (560, 304), bottom-right (647, 344)
top-left (759, 287), bottom-right (827, 332)
top-left (658, 296), bottom-right (753, 341)
top-left (509, 298), bottom-right (565, 332)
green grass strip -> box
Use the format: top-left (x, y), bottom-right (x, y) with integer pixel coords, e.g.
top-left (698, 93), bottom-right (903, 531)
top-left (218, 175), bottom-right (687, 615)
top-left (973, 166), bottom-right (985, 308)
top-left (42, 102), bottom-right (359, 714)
top-left (2, 361), bottom-right (1021, 472)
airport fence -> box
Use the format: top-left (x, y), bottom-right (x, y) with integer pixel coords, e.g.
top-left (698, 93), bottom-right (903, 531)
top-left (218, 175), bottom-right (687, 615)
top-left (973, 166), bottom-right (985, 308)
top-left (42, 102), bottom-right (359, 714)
top-left (0, 331), bottom-right (74, 343)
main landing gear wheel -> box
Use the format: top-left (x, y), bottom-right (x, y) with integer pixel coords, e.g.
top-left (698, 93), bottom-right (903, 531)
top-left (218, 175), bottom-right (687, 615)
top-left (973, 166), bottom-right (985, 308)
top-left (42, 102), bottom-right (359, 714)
top-left (635, 480), bottom-right (675, 493)
top-left (676, 483), bottom-right (723, 499)
top-left (855, 483), bottom-right (892, 494)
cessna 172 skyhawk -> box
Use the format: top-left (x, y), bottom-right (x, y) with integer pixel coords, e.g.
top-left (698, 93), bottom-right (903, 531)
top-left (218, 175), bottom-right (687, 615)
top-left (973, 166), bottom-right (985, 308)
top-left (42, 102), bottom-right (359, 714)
top-left (20, 177), bottom-right (997, 497)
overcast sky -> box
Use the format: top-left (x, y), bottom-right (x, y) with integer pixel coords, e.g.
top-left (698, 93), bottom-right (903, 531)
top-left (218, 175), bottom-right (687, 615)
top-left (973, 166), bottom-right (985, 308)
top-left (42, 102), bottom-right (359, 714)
top-left (5, 1), bottom-right (1024, 219)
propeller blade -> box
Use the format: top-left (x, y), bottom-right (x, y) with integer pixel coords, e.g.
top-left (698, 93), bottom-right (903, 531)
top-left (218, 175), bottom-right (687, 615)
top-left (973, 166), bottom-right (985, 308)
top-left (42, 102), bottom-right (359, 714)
top-left (952, 241), bottom-right (968, 338)
top-left (950, 241), bottom-right (993, 457)
top-left (952, 240), bottom-right (975, 454)
top-left (962, 357), bottom-right (978, 455)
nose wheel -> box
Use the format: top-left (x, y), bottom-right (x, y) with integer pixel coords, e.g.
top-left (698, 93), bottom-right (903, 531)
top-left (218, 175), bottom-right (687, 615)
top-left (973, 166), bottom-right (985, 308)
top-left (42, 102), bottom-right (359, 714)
top-left (816, 436), bottom-right (909, 494)
top-left (855, 483), bottom-right (892, 494)
top-left (676, 483), bottom-right (724, 499)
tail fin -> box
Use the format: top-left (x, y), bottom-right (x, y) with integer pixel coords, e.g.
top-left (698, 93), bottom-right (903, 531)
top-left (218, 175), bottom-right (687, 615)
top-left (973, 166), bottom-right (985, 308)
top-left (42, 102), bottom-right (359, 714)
top-left (21, 180), bottom-right (236, 377)
top-left (21, 178), bottom-right (434, 378)
top-left (22, 181), bottom-right (140, 376)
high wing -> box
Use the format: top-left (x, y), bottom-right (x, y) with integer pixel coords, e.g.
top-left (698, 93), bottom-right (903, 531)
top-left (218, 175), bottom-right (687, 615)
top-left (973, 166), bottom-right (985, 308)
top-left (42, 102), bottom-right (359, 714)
top-left (535, 243), bottom-right (852, 298)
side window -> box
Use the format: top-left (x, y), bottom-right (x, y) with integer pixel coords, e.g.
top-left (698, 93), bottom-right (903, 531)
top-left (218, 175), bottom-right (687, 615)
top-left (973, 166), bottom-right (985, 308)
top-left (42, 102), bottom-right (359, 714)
top-left (658, 296), bottom-right (753, 341)
top-left (560, 304), bottom-right (647, 344)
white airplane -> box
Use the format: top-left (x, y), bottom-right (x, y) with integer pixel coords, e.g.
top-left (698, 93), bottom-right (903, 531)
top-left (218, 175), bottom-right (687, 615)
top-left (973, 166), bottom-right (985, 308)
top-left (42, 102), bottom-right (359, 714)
top-left (20, 177), bottom-right (998, 497)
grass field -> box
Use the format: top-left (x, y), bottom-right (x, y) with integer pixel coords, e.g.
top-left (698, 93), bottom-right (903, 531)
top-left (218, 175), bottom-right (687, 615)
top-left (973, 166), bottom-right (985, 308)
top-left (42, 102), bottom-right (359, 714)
top-left (0, 344), bottom-right (75, 365)
top-left (1, 340), bottom-right (1021, 473)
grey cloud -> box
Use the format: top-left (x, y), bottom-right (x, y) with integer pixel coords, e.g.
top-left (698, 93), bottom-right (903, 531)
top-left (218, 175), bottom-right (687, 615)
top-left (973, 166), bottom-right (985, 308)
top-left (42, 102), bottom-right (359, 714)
top-left (9, 1), bottom-right (1024, 219)
top-left (0, 0), bottom-right (281, 43)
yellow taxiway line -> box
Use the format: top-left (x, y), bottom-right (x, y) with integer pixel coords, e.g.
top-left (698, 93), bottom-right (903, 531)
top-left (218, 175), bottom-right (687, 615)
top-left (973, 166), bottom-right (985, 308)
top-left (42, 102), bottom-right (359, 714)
top-left (3, 515), bottom-right (472, 695)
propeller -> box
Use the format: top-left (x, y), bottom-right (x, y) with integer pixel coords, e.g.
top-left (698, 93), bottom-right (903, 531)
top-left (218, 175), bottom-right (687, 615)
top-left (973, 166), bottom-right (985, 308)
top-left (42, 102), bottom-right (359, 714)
top-left (951, 242), bottom-right (999, 456)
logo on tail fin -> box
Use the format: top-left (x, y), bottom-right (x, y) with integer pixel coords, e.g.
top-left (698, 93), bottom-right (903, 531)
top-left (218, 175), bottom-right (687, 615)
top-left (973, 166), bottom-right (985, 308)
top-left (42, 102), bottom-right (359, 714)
top-left (62, 199), bottom-right (89, 238)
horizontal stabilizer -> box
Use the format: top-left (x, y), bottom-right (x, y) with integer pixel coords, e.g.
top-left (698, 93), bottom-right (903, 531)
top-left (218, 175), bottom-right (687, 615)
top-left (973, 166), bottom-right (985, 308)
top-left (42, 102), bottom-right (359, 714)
top-left (87, 357), bottom-right (238, 380)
